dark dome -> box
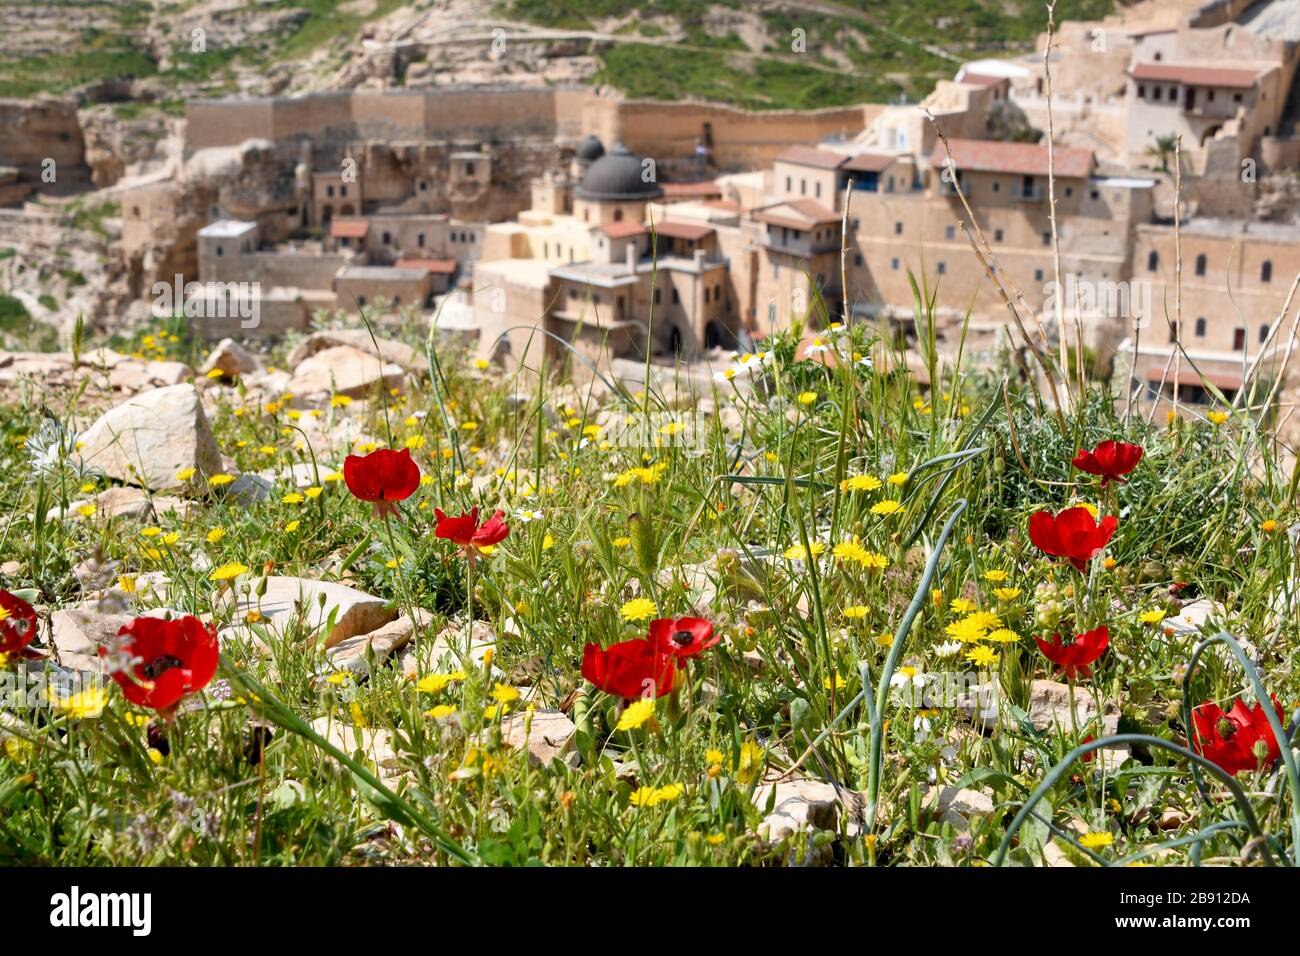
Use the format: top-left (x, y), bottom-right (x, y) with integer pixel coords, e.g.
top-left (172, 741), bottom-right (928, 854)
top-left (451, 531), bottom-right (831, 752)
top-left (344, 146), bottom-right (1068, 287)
top-left (574, 144), bottom-right (665, 202)
top-left (575, 134), bottom-right (605, 163)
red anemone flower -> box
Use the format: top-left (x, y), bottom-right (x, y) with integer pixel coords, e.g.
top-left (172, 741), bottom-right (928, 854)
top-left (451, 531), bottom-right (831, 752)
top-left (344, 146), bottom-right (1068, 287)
top-left (1072, 440), bottom-right (1144, 485)
top-left (0, 589), bottom-right (38, 657)
top-left (1029, 506), bottom-right (1118, 572)
top-left (1035, 625), bottom-right (1109, 680)
top-left (100, 615), bottom-right (219, 714)
top-left (581, 638), bottom-right (677, 700)
top-left (343, 447), bottom-right (421, 517)
top-left (434, 507), bottom-right (510, 558)
top-left (648, 617), bottom-right (718, 659)
top-left (1191, 695), bottom-right (1285, 776)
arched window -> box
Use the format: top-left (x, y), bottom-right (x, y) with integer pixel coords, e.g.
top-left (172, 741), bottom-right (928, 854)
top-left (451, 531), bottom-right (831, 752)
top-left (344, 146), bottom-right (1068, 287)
top-left (1147, 250), bottom-right (1158, 272)
top-left (1261, 260), bottom-right (1273, 283)
top-left (1195, 254), bottom-right (1207, 277)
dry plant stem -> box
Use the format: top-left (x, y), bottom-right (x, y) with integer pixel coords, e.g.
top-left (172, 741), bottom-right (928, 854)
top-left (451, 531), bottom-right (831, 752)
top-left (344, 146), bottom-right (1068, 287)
top-left (1172, 136), bottom-right (1183, 420)
top-left (1236, 271), bottom-right (1300, 409)
top-left (1043, 2), bottom-right (1072, 410)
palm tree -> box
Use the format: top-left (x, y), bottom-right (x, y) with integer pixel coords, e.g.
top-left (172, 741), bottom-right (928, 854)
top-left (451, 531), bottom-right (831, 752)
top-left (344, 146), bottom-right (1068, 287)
top-left (1147, 135), bottom-right (1179, 172)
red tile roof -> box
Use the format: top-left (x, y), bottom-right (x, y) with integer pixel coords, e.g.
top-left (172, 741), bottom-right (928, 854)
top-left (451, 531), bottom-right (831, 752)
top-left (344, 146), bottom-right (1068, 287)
top-left (395, 257), bottom-right (457, 274)
top-left (929, 138), bottom-right (1094, 179)
top-left (774, 146), bottom-right (847, 170)
top-left (651, 220), bottom-right (715, 241)
top-left (662, 181), bottom-right (721, 198)
top-left (1130, 63), bottom-right (1263, 89)
top-left (599, 221), bottom-right (647, 239)
top-left (1146, 367), bottom-right (1242, 390)
top-left (843, 152), bottom-right (896, 173)
top-left (960, 72), bottom-right (1009, 88)
top-left (753, 199), bottom-right (841, 230)
top-left (330, 219), bottom-right (370, 239)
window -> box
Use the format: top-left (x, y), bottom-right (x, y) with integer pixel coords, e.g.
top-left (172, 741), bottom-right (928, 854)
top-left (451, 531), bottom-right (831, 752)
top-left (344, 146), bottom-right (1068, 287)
top-left (671, 289), bottom-right (680, 305)
top-left (417, 233), bottom-right (425, 248)
top-left (543, 242), bottom-right (549, 258)
top-left (327, 185), bottom-right (335, 198)
top-left (1233, 327), bottom-right (1246, 351)
top-left (786, 176), bottom-right (792, 192)
top-left (1262, 260), bottom-right (1273, 283)
top-left (854, 253), bottom-right (863, 267)
top-left (1065, 187), bottom-right (1073, 197)
top-left (1260, 323), bottom-right (1270, 343)
top-left (340, 186), bottom-right (348, 197)
top-left (1168, 322), bottom-right (1179, 343)
top-left (1034, 268), bottom-right (1044, 282)
top-left (937, 261), bottom-right (946, 275)
top-left (382, 232), bottom-right (392, 245)
top-left (653, 288), bottom-right (660, 304)
top-left (419, 181), bottom-right (428, 192)
top-left (465, 162), bottom-right (475, 176)
top-left (1091, 189), bottom-right (1100, 201)
top-left (1148, 250), bottom-right (1159, 272)
top-left (215, 245), bottom-right (223, 257)
top-left (815, 182), bottom-right (822, 199)
top-left (945, 225), bottom-right (956, 240)
top-left (1194, 317), bottom-right (1207, 337)
top-left (994, 229), bottom-right (1004, 242)
top-left (992, 181), bottom-right (1000, 193)
top-left (1153, 86), bottom-right (1162, 101)
top-left (1042, 232), bottom-right (1051, 246)
top-left (773, 263), bottom-right (779, 279)
top-left (894, 222), bottom-right (903, 236)
top-left (1195, 254), bottom-right (1207, 277)
top-left (1233, 92), bottom-right (1243, 103)
top-left (800, 179), bottom-right (807, 195)
top-left (358, 296), bottom-right (367, 307)
top-left (703, 287), bottom-right (710, 304)
top-left (569, 288), bottom-right (578, 299)
top-left (714, 283), bottom-right (720, 298)
top-left (1137, 84), bottom-right (1145, 98)
top-left (613, 209), bottom-right (623, 222)
top-left (891, 257), bottom-right (900, 271)
top-left (1207, 90), bottom-right (1215, 102)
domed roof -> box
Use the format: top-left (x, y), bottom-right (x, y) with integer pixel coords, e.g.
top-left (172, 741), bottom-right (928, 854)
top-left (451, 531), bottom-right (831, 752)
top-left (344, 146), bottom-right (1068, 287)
top-left (575, 134), bottom-right (605, 163)
top-left (574, 144), bottom-right (664, 202)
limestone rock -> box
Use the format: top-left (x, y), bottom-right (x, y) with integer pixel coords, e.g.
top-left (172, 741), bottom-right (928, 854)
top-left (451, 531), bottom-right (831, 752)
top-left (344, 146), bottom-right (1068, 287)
top-left (108, 359), bottom-right (193, 392)
top-left (200, 338), bottom-right (263, 378)
top-left (285, 345), bottom-right (406, 405)
top-left (925, 784), bottom-right (996, 829)
top-left (399, 618), bottom-right (496, 679)
top-left (232, 576), bottom-right (395, 649)
top-left (496, 708), bottom-right (577, 768)
top-left (753, 775), bottom-right (851, 846)
top-left (325, 610), bottom-right (432, 680)
top-left (310, 715), bottom-right (402, 778)
top-left (48, 486), bottom-right (190, 523)
top-left (76, 384), bottom-right (222, 492)
top-left (1028, 679), bottom-right (1120, 735)
top-left (287, 329), bottom-right (423, 372)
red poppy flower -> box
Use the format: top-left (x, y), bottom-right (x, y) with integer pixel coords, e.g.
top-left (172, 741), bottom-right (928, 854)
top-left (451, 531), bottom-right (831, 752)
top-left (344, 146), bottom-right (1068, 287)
top-left (435, 507), bottom-right (510, 557)
top-left (1072, 440), bottom-right (1143, 485)
top-left (343, 448), bottom-right (421, 517)
top-left (1029, 506), bottom-right (1118, 572)
top-left (581, 638), bottom-right (677, 700)
top-left (648, 617), bottom-right (718, 659)
top-left (1191, 695), bottom-right (1285, 776)
top-left (100, 615), bottom-right (219, 713)
top-left (1035, 625), bottom-right (1109, 680)
top-left (0, 589), bottom-right (37, 657)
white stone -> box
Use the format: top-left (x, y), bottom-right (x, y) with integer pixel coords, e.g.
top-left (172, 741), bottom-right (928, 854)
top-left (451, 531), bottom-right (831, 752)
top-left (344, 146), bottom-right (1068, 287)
top-left (200, 337), bottom-right (263, 378)
top-left (325, 610), bottom-right (432, 679)
top-left (288, 329), bottom-right (423, 372)
top-left (230, 576), bottom-right (395, 650)
top-left (76, 384), bottom-right (222, 492)
top-left (495, 708), bottom-right (577, 767)
top-left (285, 345), bottom-right (406, 405)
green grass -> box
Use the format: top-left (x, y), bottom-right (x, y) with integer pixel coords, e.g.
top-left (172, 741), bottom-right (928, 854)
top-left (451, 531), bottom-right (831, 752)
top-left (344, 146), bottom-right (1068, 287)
top-left (1, 279), bottom-right (1298, 866)
top-left (595, 42), bottom-right (901, 109)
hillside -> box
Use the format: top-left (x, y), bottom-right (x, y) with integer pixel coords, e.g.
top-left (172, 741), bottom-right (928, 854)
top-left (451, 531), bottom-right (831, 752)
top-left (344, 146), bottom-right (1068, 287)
top-left (0, 0), bottom-right (1116, 108)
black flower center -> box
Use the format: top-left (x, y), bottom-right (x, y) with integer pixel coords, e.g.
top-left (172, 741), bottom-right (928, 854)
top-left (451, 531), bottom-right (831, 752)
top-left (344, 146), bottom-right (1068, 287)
top-left (141, 654), bottom-right (184, 680)
top-left (672, 630), bottom-right (694, 647)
